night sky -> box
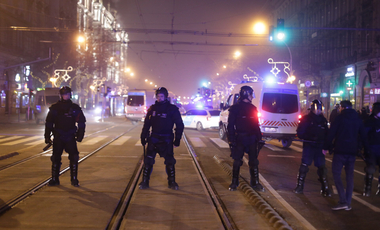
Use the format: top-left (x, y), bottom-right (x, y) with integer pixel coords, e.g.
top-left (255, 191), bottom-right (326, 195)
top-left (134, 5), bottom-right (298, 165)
top-left (112, 0), bottom-right (288, 97)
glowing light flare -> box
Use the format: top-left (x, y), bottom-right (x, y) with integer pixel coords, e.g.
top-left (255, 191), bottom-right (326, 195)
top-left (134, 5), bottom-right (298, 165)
top-left (253, 22), bottom-right (266, 34)
top-left (233, 51), bottom-right (241, 59)
top-left (145, 79), bottom-right (148, 82)
top-left (77, 35), bottom-right (85, 43)
top-left (276, 32), bottom-right (285, 40)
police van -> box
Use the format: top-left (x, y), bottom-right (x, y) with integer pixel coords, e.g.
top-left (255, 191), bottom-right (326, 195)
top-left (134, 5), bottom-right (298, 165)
top-left (219, 80), bottom-right (301, 148)
top-left (125, 89), bottom-right (176, 124)
top-left (34, 88), bottom-right (61, 124)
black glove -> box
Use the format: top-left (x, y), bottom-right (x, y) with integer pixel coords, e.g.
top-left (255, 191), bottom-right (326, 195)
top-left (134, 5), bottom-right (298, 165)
top-left (228, 141), bottom-right (237, 149)
top-left (141, 137), bottom-right (147, 146)
top-left (45, 138), bottom-right (51, 144)
top-left (173, 139), bottom-right (180, 147)
top-left (76, 129), bottom-right (84, 142)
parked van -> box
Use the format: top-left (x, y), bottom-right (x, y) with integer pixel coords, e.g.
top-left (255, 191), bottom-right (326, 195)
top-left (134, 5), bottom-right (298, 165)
top-left (125, 89), bottom-right (179, 124)
top-left (219, 80), bottom-right (301, 148)
top-left (34, 88), bottom-right (61, 124)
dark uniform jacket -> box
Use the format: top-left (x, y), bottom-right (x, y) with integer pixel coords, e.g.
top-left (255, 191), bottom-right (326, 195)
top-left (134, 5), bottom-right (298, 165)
top-left (45, 100), bottom-right (86, 142)
top-left (323, 108), bottom-right (369, 156)
top-left (329, 109), bottom-right (339, 124)
top-left (297, 112), bottom-right (328, 148)
top-left (364, 114), bottom-right (380, 146)
top-left (141, 100), bottom-right (184, 146)
top-left (227, 100), bottom-right (262, 144)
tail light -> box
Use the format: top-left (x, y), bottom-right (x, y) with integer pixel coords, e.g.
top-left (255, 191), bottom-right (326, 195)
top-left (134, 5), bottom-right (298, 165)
top-left (144, 106), bottom-right (147, 114)
top-left (257, 112), bottom-right (262, 118)
top-left (298, 114), bottom-right (302, 123)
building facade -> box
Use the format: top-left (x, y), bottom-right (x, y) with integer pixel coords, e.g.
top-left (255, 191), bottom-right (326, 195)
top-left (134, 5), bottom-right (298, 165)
top-left (271, 0), bottom-right (380, 116)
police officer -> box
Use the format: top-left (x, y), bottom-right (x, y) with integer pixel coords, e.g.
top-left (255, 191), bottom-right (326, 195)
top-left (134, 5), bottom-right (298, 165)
top-left (294, 100), bottom-right (330, 196)
top-left (329, 103), bottom-right (340, 125)
top-left (139, 87), bottom-right (184, 190)
top-left (227, 86), bottom-right (263, 191)
top-left (45, 86), bottom-right (86, 187)
top-left (363, 102), bottom-right (380, 196)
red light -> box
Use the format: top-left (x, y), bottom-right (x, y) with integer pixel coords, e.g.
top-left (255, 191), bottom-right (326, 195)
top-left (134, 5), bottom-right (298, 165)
top-left (298, 115), bottom-right (302, 119)
top-left (257, 112), bottom-right (262, 118)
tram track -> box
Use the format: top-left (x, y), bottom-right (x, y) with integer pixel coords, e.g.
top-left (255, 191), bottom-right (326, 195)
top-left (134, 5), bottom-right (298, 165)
top-left (104, 133), bottom-right (238, 230)
top-left (0, 125), bottom-right (117, 172)
top-left (0, 125), bottom-right (137, 215)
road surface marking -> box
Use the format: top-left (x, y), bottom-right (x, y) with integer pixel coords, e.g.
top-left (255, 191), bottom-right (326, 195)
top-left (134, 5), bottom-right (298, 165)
top-left (2, 136), bottom-right (41, 145)
top-left (331, 185), bottom-right (380, 212)
top-left (110, 136), bottom-right (131, 145)
top-left (243, 157), bottom-right (317, 230)
top-left (135, 140), bottom-right (142, 146)
top-left (26, 139), bottom-right (45, 145)
top-left (289, 145), bottom-right (303, 152)
top-left (267, 155), bottom-right (295, 158)
top-left (325, 158), bottom-right (378, 181)
top-left (210, 138), bottom-right (229, 148)
top-left (189, 137), bottom-right (206, 147)
top-left (0, 136), bottom-right (23, 143)
top-left (81, 136), bottom-right (108, 145)
top-left (264, 144), bottom-right (285, 151)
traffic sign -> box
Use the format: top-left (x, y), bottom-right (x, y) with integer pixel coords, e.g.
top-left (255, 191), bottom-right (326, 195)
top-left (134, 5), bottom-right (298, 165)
top-left (305, 81), bottom-right (311, 88)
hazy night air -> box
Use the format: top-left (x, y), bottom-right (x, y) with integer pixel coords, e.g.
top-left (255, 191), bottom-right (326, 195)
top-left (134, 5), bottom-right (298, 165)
top-left (112, 0), bottom-right (281, 97)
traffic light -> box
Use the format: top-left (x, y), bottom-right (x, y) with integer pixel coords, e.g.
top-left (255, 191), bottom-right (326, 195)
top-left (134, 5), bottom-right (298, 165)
top-left (276, 18), bottom-right (285, 41)
top-left (269, 25), bottom-right (274, 41)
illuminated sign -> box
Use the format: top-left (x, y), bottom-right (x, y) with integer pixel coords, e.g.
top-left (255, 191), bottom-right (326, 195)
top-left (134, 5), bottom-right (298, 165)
top-left (346, 79), bottom-right (353, 91)
top-left (369, 88), bottom-right (380, 94)
top-left (320, 92), bottom-right (328, 98)
top-left (345, 67), bottom-right (355, 77)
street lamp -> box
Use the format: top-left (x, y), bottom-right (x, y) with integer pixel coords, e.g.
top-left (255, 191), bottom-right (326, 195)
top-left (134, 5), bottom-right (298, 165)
top-left (253, 22), bottom-right (266, 34)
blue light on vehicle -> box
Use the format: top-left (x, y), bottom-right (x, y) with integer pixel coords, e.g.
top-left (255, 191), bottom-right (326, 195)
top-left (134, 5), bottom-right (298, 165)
top-left (36, 105), bottom-right (41, 111)
top-left (265, 76), bottom-right (276, 84)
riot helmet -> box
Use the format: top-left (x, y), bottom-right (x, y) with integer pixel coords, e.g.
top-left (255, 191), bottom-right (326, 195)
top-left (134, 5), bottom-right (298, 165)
top-left (372, 102), bottom-right (380, 116)
top-left (238, 85), bottom-right (254, 101)
top-left (59, 86), bottom-right (72, 100)
top-left (340, 100), bottom-right (352, 110)
top-left (310, 99), bottom-right (323, 112)
top-left (155, 87), bottom-right (168, 98)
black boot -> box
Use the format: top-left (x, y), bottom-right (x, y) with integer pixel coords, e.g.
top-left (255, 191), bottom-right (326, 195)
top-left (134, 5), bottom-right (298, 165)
top-left (318, 167), bottom-right (331, 197)
top-left (250, 167), bottom-right (264, 191)
top-left (166, 165), bottom-right (179, 190)
top-left (48, 163), bottom-right (61, 186)
top-left (70, 162), bottom-right (79, 187)
top-left (363, 173), bottom-right (373, 196)
top-left (139, 165), bottom-right (153, 189)
top-left (229, 166), bottom-right (240, 191)
top-left (294, 164), bottom-right (308, 194)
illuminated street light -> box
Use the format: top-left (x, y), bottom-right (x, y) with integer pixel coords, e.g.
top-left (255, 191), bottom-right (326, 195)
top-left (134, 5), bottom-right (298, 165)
top-left (150, 82), bottom-right (153, 85)
top-left (125, 68), bottom-right (130, 72)
top-left (216, 73), bottom-right (219, 76)
top-left (77, 35), bottom-right (85, 43)
top-left (130, 72), bottom-right (134, 76)
top-left (223, 65), bottom-right (227, 68)
top-left (90, 85), bottom-right (95, 90)
top-left (234, 51), bottom-right (241, 59)
top-left (110, 57), bottom-right (114, 62)
top-left (145, 79), bottom-right (148, 82)
top-left (253, 22), bottom-right (266, 34)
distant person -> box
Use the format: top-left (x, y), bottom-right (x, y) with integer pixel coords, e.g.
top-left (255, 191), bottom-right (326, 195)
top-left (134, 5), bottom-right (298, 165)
top-left (45, 86), bottom-right (86, 187)
top-left (363, 102), bottom-right (380, 196)
top-left (360, 107), bottom-right (370, 122)
top-left (294, 100), bottom-right (330, 196)
top-left (227, 86), bottom-right (263, 191)
top-left (323, 100), bottom-right (369, 211)
top-left (139, 87), bottom-right (184, 190)
top-left (329, 104), bottom-right (340, 124)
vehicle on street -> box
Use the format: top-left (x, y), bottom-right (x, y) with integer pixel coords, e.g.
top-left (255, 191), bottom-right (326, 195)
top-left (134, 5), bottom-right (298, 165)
top-left (182, 109), bottom-right (221, 130)
top-left (33, 88), bottom-right (60, 124)
top-left (219, 79), bottom-right (301, 148)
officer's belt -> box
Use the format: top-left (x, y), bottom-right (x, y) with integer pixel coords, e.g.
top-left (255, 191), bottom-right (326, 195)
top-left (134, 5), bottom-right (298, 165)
top-left (55, 128), bottom-right (76, 136)
top-left (236, 132), bottom-right (255, 136)
top-left (151, 132), bottom-right (173, 137)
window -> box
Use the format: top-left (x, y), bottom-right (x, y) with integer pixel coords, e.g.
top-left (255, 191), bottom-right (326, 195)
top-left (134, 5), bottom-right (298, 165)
top-left (193, 110), bottom-right (207, 116)
top-left (262, 93), bottom-right (298, 114)
top-left (127, 95), bottom-right (144, 106)
top-left (208, 110), bottom-right (221, 116)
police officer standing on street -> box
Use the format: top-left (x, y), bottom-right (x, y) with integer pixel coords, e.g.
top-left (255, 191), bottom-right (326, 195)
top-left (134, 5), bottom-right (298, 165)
top-left (45, 86), bottom-right (86, 187)
top-left (323, 100), bottom-right (369, 211)
top-left (363, 102), bottom-right (380, 196)
top-left (139, 87), bottom-right (184, 190)
top-left (294, 100), bottom-right (331, 196)
top-left (227, 86), bottom-right (263, 191)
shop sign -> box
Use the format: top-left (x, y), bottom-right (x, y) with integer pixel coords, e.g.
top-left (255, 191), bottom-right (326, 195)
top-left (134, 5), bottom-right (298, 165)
top-left (345, 67), bottom-right (355, 77)
top-left (346, 79), bottom-right (354, 91)
top-left (369, 88), bottom-right (380, 95)
top-left (320, 92), bottom-right (328, 98)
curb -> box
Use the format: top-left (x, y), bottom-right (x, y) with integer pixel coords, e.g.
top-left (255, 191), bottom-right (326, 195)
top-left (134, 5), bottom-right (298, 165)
top-left (213, 155), bottom-right (293, 230)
